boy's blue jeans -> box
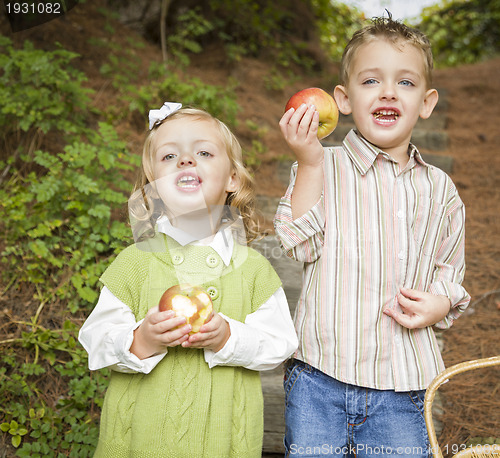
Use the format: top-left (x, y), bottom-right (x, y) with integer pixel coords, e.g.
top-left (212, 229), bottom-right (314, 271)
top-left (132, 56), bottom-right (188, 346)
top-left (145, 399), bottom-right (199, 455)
top-left (283, 359), bottom-right (430, 457)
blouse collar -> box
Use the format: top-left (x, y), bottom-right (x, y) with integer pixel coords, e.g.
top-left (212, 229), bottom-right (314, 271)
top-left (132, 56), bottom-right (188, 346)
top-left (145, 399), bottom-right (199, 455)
top-left (156, 216), bottom-right (234, 266)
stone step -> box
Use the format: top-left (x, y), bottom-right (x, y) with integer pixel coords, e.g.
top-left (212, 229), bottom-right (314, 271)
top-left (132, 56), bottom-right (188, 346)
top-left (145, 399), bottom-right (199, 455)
top-left (260, 366), bottom-right (287, 455)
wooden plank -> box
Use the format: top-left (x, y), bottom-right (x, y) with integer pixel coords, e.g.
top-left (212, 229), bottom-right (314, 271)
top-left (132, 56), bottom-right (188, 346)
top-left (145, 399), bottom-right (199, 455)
top-left (262, 366), bottom-right (286, 454)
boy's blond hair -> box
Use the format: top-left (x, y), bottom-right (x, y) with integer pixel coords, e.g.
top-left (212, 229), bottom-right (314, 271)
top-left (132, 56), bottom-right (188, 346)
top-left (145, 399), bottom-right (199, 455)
top-left (130, 107), bottom-right (261, 242)
top-left (339, 15), bottom-right (434, 88)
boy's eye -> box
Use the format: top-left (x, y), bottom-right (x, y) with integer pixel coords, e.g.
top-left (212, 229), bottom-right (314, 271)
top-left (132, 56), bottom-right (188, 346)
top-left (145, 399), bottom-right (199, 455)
top-left (399, 80), bottom-right (414, 87)
top-left (362, 78), bottom-right (378, 85)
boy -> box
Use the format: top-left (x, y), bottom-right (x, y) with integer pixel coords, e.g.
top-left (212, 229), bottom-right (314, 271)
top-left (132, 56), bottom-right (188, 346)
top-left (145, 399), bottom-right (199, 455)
top-left (274, 16), bottom-right (470, 457)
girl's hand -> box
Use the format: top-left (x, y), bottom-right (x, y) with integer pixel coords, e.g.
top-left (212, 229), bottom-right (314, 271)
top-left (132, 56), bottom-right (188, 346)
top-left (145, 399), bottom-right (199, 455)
top-left (383, 287), bottom-right (451, 329)
top-left (182, 312), bottom-right (230, 353)
top-left (130, 307), bottom-right (192, 360)
top-left (279, 104), bottom-right (324, 166)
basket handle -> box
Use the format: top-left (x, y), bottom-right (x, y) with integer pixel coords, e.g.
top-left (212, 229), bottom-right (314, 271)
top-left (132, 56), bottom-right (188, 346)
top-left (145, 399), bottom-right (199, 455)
top-left (424, 356), bottom-right (500, 458)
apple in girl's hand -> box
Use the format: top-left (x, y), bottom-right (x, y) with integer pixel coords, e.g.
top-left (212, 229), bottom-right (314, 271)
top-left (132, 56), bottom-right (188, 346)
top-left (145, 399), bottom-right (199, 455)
top-left (159, 284), bottom-right (213, 334)
top-left (285, 87), bottom-right (339, 139)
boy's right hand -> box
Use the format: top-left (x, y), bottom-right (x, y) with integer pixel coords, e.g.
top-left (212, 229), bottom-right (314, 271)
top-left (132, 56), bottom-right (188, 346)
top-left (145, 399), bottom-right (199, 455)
top-left (130, 307), bottom-right (192, 360)
top-left (279, 103), bottom-right (324, 166)
top-left (280, 103), bottom-right (325, 220)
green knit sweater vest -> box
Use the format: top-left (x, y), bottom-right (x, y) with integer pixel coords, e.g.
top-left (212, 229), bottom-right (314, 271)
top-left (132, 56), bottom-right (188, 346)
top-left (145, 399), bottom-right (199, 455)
top-left (94, 233), bottom-right (281, 458)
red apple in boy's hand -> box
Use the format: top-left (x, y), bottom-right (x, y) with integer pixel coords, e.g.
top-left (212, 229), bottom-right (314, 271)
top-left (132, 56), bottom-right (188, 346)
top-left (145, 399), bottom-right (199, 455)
top-left (159, 284), bottom-right (213, 334)
top-left (285, 87), bottom-right (339, 139)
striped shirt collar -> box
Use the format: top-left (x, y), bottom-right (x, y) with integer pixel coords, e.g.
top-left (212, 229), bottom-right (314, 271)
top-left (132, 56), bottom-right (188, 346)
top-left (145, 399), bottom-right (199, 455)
top-left (343, 129), bottom-right (429, 175)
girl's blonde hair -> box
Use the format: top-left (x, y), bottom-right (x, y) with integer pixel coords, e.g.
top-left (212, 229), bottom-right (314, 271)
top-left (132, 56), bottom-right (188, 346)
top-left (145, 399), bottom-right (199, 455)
top-left (129, 107), bottom-right (262, 242)
top-left (340, 15), bottom-right (434, 88)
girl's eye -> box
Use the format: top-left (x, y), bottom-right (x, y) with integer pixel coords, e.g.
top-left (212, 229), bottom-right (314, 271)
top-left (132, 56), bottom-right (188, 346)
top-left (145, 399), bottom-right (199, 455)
top-left (198, 151), bottom-right (212, 158)
top-left (162, 153), bottom-right (176, 161)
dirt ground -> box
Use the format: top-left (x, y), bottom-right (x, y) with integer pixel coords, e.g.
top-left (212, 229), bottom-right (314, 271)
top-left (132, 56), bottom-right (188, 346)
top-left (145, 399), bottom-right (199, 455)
top-left (1, 1), bottom-right (499, 455)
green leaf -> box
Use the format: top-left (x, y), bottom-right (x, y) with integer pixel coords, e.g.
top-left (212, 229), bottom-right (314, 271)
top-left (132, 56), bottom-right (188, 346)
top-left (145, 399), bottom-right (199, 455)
top-left (12, 434), bottom-right (22, 448)
top-left (88, 204), bottom-right (111, 220)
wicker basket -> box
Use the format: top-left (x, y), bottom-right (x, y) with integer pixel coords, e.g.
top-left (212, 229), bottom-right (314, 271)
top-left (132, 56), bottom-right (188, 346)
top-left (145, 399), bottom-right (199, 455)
top-left (424, 356), bottom-right (500, 458)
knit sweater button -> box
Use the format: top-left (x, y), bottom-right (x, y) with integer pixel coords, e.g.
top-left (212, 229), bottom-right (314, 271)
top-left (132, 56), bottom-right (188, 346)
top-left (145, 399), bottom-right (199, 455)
top-left (172, 254), bottom-right (184, 265)
top-left (207, 286), bottom-right (219, 300)
top-left (206, 254), bottom-right (220, 268)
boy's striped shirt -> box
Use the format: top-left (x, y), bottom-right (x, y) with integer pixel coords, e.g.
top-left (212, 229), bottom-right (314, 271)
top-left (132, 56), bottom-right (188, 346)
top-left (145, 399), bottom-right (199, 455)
top-left (274, 129), bottom-right (470, 391)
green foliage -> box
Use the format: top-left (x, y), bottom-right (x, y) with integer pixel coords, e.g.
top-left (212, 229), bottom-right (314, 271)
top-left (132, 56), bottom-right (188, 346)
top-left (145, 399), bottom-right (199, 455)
top-left (244, 120), bottom-right (269, 167)
top-left (166, 7), bottom-right (216, 66)
top-left (1, 420), bottom-right (28, 448)
top-left (127, 70), bottom-right (240, 128)
top-left (0, 37), bottom-right (136, 454)
top-left (161, 0), bottom-right (318, 71)
top-left (0, 122), bottom-right (136, 310)
top-left (208, 0), bottom-right (295, 58)
top-left (96, 36), bottom-right (146, 92)
top-left (1, 326), bottom-right (109, 456)
top-left (311, 0), bottom-right (366, 62)
top-left (0, 36), bottom-right (91, 136)
top-left (99, 50), bottom-right (142, 88)
top-left (418, 0), bottom-right (500, 66)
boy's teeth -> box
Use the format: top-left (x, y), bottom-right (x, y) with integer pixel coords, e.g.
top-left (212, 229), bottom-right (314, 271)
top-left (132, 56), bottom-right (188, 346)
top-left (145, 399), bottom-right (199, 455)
top-left (374, 110), bottom-right (399, 119)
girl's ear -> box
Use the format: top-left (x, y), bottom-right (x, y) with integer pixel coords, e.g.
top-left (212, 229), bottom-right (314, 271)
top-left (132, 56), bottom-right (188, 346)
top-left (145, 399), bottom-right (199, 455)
top-left (334, 85), bottom-right (352, 115)
top-left (420, 88), bottom-right (439, 120)
top-left (226, 170), bottom-right (240, 193)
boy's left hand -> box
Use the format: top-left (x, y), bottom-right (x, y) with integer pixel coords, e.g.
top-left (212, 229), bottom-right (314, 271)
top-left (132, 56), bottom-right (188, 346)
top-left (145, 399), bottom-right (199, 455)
top-left (182, 312), bottom-right (230, 352)
top-left (384, 287), bottom-right (451, 329)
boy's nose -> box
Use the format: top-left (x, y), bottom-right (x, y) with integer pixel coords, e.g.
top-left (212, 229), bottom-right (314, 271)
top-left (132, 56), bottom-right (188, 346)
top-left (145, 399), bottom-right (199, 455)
top-left (380, 84), bottom-right (397, 100)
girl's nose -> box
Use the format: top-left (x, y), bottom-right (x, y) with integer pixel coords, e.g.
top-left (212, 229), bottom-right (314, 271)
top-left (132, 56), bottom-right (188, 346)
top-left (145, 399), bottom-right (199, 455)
top-left (177, 153), bottom-right (197, 168)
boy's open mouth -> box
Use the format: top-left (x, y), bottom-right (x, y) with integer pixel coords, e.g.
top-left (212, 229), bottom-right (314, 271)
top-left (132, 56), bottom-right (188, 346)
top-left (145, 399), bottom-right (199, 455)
top-left (373, 109), bottom-right (400, 121)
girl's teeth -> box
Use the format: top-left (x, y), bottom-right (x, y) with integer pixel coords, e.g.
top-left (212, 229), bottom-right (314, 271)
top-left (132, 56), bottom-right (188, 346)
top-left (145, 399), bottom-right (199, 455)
top-left (177, 176), bottom-right (199, 187)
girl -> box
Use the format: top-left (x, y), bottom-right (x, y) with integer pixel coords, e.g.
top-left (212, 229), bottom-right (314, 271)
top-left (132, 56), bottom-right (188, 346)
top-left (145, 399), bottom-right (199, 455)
top-left (79, 104), bottom-right (297, 457)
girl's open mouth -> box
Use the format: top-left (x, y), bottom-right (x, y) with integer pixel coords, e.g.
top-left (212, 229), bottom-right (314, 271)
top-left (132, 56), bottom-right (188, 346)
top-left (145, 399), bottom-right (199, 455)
top-left (176, 172), bottom-right (201, 190)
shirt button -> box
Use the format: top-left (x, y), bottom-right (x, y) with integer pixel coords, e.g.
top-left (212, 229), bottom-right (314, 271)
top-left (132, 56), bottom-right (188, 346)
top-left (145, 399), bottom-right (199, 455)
top-left (397, 210), bottom-right (404, 219)
top-left (172, 254), bottom-right (184, 265)
top-left (206, 254), bottom-right (220, 268)
top-left (398, 251), bottom-right (405, 260)
top-left (207, 286), bottom-right (219, 300)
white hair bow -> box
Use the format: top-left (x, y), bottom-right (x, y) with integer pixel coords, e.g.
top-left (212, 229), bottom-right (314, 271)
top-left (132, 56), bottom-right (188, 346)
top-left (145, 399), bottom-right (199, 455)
top-left (148, 102), bottom-right (182, 130)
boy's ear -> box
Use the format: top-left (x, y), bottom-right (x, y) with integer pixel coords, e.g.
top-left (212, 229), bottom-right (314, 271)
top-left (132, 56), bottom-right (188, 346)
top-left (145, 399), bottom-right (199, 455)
top-left (334, 85), bottom-right (352, 115)
top-left (420, 89), bottom-right (439, 119)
